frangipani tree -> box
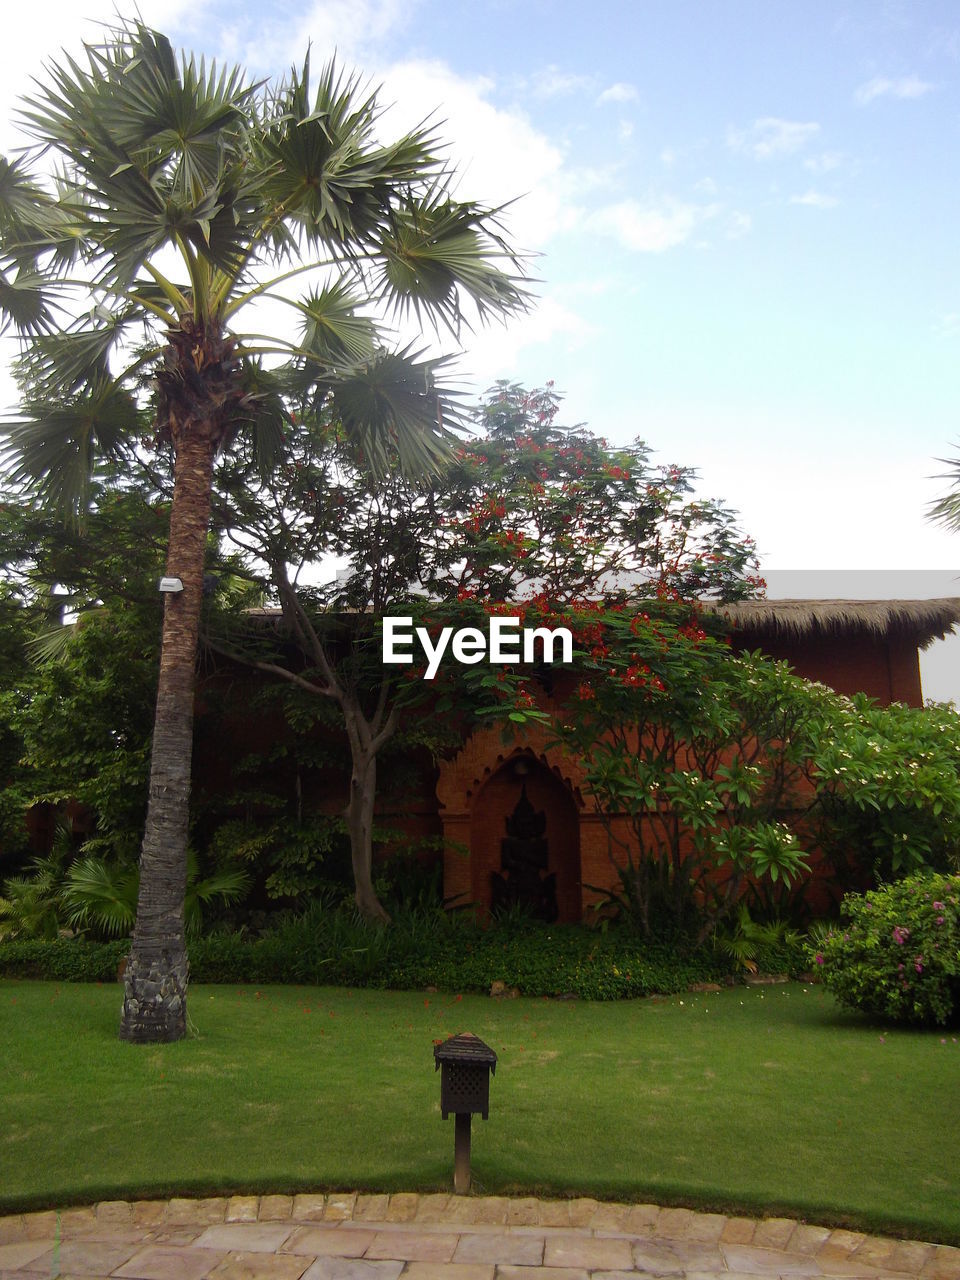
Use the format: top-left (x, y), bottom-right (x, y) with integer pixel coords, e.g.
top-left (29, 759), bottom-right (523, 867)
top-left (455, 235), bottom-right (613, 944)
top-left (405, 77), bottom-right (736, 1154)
top-left (0, 20), bottom-right (527, 1041)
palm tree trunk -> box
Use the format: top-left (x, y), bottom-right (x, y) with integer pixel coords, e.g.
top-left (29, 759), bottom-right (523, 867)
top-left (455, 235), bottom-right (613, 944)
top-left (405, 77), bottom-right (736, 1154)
top-left (119, 431), bottom-right (216, 1042)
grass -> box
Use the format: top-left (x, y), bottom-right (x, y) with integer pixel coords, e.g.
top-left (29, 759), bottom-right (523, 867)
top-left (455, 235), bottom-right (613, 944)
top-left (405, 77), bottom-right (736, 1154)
top-left (2, 979), bottom-right (959, 1242)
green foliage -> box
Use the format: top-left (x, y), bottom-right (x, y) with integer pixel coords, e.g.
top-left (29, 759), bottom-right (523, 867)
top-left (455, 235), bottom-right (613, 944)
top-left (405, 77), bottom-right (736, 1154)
top-left (711, 903), bottom-right (805, 975)
top-left (0, 854), bottom-right (66, 940)
top-left (813, 698), bottom-right (960, 882)
top-left (813, 873), bottom-right (960, 1026)
top-left (0, 937), bottom-right (128, 980)
top-left (559, 618), bottom-right (823, 939)
top-left (0, 912), bottom-right (730, 998)
top-left (1, 849), bottom-right (250, 942)
top-left (206, 815), bottom-right (346, 903)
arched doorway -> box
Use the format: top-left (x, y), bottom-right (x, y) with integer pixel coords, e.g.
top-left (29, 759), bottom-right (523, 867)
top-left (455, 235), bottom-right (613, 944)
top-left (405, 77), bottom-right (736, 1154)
top-left (469, 753), bottom-right (582, 922)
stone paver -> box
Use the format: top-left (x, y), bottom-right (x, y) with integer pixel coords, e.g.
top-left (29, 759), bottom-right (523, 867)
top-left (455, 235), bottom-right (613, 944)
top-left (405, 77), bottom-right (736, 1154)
top-left (164, 1196), bottom-right (227, 1228)
top-left (285, 1228), bottom-right (379, 1257)
top-left (354, 1196), bottom-right (392, 1223)
top-left (0, 1238), bottom-right (53, 1270)
top-left (295, 1195), bottom-right (331, 1222)
top-left (752, 1217), bottom-right (797, 1251)
top-left (453, 1231), bottom-right (544, 1265)
top-left (30, 1238), bottom-right (140, 1274)
top-left (261, 1196), bottom-right (296, 1221)
top-left (721, 1243), bottom-right (824, 1275)
top-left (365, 1230), bottom-right (460, 1262)
top-left (208, 1252), bottom-right (313, 1279)
top-left (22, 1210), bottom-right (59, 1240)
top-left (0, 1192), bottom-right (952, 1280)
top-left (385, 1194), bottom-right (420, 1224)
top-left (630, 1239), bottom-right (726, 1276)
top-left (113, 1243), bottom-right (229, 1279)
top-left (405, 1264), bottom-right (495, 1280)
top-left (498, 1267), bottom-right (589, 1280)
top-left (195, 1222), bottom-right (298, 1252)
top-left (300, 1260), bottom-right (404, 1280)
top-left (226, 1196), bottom-right (262, 1223)
top-left (544, 1235), bottom-right (634, 1271)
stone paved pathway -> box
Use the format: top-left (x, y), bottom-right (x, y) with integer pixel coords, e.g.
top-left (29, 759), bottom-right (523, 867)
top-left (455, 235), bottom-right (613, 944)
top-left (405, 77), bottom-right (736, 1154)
top-left (0, 1193), bottom-right (957, 1280)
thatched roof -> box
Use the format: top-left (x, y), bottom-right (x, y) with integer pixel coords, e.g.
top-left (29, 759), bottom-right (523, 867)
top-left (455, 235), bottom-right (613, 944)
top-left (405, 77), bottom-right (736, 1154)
top-left (706, 599), bottom-right (960, 649)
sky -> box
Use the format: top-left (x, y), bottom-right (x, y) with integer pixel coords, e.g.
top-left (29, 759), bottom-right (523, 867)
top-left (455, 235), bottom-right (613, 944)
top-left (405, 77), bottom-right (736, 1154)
top-left (1, 0), bottom-right (959, 683)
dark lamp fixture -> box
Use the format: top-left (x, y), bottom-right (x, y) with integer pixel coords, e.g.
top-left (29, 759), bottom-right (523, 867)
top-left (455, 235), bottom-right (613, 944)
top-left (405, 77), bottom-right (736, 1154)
top-left (433, 1032), bottom-right (497, 1193)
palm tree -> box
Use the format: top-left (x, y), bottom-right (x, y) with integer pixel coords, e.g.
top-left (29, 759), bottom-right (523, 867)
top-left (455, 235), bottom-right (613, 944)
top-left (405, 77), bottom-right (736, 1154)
top-left (0, 20), bottom-right (527, 1042)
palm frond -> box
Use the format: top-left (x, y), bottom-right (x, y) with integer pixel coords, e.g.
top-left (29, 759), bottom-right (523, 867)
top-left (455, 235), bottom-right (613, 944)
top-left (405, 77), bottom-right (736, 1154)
top-left (3, 377), bottom-right (141, 520)
top-left (26, 623), bottom-right (78, 666)
top-left (255, 54), bottom-right (439, 252)
top-left (229, 359), bottom-right (290, 477)
top-left (17, 314), bottom-right (136, 398)
top-left (329, 347), bottom-right (463, 480)
top-left (929, 447), bottom-right (960, 531)
top-left (0, 265), bottom-right (58, 335)
top-left (375, 185), bottom-right (530, 334)
top-left (61, 856), bottom-right (138, 938)
top-left (295, 281), bottom-right (378, 365)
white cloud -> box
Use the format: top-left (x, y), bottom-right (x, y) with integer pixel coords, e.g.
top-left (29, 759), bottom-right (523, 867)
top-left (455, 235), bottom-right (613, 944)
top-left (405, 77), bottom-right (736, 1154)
top-left (789, 190), bottom-right (839, 209)
top-left (374, 59), bottom-right (577, 251)
top-left (228, 0), bottom-right (414, 72)
top-left (457, 294), bottom-right (596, 388)
top-left (935, 312), bottom-right (960, 338)
top-left (727, 117), bottom-right (820, 160)
top-left (726, 211), bottom-right (753, 239)
top-left (525, 65), bottom-right (594, 99)
top-left (618, 120), bottom-right (635, 142)
top-left (804, 150), bottom-right (844, 174)
top-left (855, 75), bottom-right (934, 105)
top-left (587, 199), bottom-right (717, 253)
top-left (597, 81), bottom-right (639, 105)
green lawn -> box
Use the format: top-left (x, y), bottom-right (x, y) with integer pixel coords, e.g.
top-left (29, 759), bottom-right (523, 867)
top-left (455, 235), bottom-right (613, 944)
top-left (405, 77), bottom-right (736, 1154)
top-left (2, 979), bottom-right (959, 1242)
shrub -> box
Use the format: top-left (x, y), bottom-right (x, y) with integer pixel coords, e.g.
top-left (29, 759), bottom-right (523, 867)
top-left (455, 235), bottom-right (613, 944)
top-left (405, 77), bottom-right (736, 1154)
top-left (0, 911), bottom-right (734, 998)
top-left (0, 938), bottom-right (129, 982)
top-left (813, 873), bottom-right (960, 1026)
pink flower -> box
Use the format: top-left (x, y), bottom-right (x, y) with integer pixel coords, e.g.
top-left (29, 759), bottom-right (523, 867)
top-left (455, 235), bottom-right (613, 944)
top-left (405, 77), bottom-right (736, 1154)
top-left (892, 926), bottom-right (910, 945)
top-left (915, 957), bottom-right (924, 974)
top-left (933, 901), bottom-right (945, 911)
top-left (815, 953), bottom-right (824, 966)
top-left (936, 916), bottom-right (945, 925)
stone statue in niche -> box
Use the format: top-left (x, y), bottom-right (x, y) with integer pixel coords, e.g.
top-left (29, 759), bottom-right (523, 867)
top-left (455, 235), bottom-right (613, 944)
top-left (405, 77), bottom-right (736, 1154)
top-left (490, 783), bottom-right (558, 922)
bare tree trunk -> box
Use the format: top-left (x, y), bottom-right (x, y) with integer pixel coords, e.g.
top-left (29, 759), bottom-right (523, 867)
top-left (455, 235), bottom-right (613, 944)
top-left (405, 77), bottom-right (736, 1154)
top-left (119, 432), bottom-right (215, 1043)
top-left (345, 741), bottom-right (390, 923)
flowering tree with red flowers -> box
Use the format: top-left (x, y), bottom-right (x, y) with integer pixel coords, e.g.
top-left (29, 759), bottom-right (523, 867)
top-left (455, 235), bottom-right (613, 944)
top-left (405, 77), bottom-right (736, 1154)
top-left (419, 382), bottom-right (765, 605)
top-left (207, 383), bottom-right (765, 921)
top-left (553, 605), bottom-right (822, 940)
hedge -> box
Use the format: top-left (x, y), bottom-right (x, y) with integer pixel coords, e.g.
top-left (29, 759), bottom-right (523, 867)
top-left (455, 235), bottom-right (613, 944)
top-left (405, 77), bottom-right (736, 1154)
top-left (0, 921), bottom-right (771, 999)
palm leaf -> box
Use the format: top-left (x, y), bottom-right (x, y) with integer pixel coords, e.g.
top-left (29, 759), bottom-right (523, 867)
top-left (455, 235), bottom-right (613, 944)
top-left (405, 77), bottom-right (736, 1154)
top-left (255, 54), bottom-right (439, 252)
top-left (329, 347), bottom-right (463, 479)
top-left (26, 623), bottom-right (78, 666)
top-left (375, 185), bottom-right (529, 333)
top-left (295, 281), bottom-right (378, 365)
top-left (61, 856), bottom-right (138, 938)
top-left (3, 377), bottom-right (141, 519)
top-left (929, 448), bottom-right (960, 531)
top-left (0, 266), bottom-right (58, 335)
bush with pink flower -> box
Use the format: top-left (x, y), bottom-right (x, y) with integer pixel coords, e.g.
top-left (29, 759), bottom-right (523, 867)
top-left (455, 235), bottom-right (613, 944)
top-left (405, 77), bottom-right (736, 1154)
top-left (813, 873), bottom-right (960, 1025)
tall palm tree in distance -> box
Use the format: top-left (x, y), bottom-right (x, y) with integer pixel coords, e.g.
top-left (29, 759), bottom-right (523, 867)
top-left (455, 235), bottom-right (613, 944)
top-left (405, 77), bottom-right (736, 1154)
top-left (0, 20), bottom-right (528, 1042)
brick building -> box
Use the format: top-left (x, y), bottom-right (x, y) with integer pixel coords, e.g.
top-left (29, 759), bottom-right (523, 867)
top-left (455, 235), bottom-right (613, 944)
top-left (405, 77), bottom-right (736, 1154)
top-left (431, 599), bottom-right (960, 921)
